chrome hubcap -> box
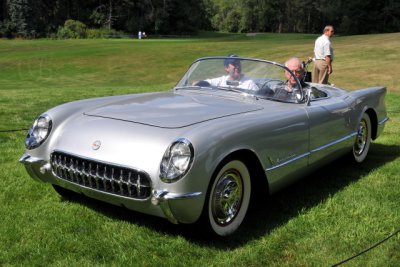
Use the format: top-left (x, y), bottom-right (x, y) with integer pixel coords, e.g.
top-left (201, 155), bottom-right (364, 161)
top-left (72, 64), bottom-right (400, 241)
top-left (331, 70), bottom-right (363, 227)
top-left (211, 169), bottom-right (243, 226)
top-left (354, 119), bottom-right (368, 156)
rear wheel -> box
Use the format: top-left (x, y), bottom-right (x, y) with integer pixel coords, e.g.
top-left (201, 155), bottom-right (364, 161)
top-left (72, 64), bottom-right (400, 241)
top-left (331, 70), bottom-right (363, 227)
top-left (353, 113), bottom-right (371, 163)
top-left (207, 159), bottom-right (251, 236)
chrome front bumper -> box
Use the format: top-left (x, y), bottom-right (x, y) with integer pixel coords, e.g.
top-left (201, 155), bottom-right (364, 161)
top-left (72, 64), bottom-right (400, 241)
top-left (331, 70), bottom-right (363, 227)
top-left (151, 190), bottom-right (202, 224)
top-left (20, 153), bottom-right (203, 224)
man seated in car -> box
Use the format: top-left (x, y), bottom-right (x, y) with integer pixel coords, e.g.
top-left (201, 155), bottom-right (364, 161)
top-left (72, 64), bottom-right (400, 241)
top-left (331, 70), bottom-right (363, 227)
top-left (199, 54), bottom-right (259, 90)
top-left (273, 57), bottom-right (310, 101)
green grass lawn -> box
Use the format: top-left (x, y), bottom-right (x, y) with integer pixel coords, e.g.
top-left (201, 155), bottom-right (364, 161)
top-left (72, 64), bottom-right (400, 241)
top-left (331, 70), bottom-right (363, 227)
top-left (0, 33), bottom-right (399, 266)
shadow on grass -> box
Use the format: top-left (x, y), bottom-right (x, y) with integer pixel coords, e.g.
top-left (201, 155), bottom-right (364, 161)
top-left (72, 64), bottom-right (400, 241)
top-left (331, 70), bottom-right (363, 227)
top-left (57, 142), bottom-right (399, 248)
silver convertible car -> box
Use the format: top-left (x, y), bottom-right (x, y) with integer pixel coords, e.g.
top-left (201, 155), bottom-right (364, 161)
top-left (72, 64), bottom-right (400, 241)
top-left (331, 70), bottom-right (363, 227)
top-left (20, 57), bottom-right (388, 236)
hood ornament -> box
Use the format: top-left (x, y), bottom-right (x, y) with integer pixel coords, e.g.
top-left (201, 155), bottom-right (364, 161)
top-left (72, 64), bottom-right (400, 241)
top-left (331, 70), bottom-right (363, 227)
top-left (92, 140), bottom-right (101, 150)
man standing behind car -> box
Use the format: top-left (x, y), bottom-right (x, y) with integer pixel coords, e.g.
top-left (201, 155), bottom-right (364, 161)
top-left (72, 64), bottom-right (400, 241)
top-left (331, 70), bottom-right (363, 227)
top-left (313, 25), bottom-right (334, 84)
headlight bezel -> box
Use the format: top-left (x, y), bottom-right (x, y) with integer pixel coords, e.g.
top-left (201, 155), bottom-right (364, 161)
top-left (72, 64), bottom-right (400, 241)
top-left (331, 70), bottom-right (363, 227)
top-left (159, 138), bottom-right (194, 183)
top-left (25, 114), bottom-right (53, 150)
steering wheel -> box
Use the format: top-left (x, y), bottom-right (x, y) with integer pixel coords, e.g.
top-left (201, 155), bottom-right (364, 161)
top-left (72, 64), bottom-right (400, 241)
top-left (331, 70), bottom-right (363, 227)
top-left (193, 80), bottom-right (211, 87)
top-left (256, 79), bottom-right (284, 96)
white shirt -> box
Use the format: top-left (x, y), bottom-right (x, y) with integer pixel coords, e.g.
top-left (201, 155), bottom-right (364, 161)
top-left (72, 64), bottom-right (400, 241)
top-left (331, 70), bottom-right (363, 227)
top-left (206, 75), bottom-right (259, 90)
top-left (314, 34), bottom-right (334, 60)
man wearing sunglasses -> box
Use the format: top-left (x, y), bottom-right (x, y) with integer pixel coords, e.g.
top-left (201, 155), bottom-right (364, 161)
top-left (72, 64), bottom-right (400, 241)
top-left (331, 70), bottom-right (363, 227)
top-left (273, 57), bottom-right (309, 102)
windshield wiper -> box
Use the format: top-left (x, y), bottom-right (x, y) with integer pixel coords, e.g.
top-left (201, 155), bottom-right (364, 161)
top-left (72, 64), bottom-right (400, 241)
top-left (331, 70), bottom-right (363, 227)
top-left (174, 86), bottom-right (202, 90)
top-left (215, 86), bottom-right (260, 100)
top-left (175, 85), bottom-right (259, 99)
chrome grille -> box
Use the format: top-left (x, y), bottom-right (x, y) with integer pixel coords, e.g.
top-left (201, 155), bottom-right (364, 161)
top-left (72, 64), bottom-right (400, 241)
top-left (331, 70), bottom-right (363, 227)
top-left (50, 151), bottom-right (151, 199)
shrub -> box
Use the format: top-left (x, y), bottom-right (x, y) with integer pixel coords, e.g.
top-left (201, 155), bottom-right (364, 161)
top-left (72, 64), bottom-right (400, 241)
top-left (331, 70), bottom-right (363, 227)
top-left (86, 28), bottom-right (112, 39)
top-left (0, 19), bottom-right (16, 38)
top-left (57, 19), bottom-right (87, 39)
top-left (86, 28), bottom-right (130, 39)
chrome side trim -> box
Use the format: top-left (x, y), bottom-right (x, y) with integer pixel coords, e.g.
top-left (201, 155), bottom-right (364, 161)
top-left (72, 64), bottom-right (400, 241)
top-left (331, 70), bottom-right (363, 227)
top-left (266, 132), bottom-right (357, 172)
top-left (266, 152), bottom-right (310, 171)
top-left (378, 117), bottom-right (389, 125)
top-left (310, 132), bottom-right (357, 153)
top-left (152, 190), bottom-right (202, 224)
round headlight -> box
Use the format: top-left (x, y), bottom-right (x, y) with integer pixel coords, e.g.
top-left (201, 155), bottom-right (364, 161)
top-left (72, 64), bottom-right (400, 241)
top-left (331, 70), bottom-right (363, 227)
top-left (25, 114), bottom-right (52, 149)
top-left (160, 138), bottom-right (194, 183)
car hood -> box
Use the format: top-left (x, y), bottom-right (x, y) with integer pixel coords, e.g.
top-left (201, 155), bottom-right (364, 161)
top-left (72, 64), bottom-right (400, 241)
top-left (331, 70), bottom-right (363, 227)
top-left (84, 91), bottom-right (262, 128)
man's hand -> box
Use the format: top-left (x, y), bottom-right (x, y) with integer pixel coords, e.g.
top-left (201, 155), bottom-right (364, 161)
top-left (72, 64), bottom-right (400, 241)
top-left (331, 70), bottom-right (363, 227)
top-left (328, 65), bottom-right (333, 74)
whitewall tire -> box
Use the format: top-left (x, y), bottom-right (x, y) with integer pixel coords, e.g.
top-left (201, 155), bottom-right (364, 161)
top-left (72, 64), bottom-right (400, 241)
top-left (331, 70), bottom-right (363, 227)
top-left (207, 159), bottom-right (251, 236)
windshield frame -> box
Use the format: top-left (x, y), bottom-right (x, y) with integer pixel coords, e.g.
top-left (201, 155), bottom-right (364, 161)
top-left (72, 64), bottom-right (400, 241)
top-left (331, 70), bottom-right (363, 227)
top-left (175, 56), bottom-right (305, 103)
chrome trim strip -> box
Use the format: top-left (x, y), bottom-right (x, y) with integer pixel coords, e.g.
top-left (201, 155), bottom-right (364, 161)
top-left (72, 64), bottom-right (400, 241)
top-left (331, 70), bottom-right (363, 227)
top-left (266, 152), bottom-right (310, 171)
top-left (378, 117), bottom-right (389, 125)
top-left (266, 132), bottom-right (357, 172)
top-left (310, 132), bottom-right (357, 153)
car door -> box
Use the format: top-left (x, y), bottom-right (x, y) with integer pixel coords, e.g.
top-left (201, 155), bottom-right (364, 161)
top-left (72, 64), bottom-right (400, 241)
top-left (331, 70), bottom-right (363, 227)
top-left (262, 102), bottom-right (310, 193)
top-left (305, 94), bottom-right (354, 166)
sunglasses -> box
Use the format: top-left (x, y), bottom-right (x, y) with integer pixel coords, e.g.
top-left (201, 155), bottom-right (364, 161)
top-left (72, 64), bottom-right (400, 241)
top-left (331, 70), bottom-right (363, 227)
top-left (290, 69), bottom-right (303, 75)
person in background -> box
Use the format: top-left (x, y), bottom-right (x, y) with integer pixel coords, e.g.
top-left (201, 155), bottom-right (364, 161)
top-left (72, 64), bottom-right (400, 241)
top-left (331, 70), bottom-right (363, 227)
top-left (203, 54), bottom-right (259, 90)
top-left (313, 25), bottom-right (334, 84)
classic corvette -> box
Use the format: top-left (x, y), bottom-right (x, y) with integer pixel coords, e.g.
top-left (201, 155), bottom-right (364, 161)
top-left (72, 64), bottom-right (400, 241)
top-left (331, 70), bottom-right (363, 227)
top-left (20, 56), bottom-right (388, 236)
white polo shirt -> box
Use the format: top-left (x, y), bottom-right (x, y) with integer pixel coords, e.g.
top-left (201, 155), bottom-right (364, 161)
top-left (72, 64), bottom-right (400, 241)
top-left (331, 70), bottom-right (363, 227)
top-left (206, 75), bottom-right (259, 90)
top-left (314, 34), bottom-right (334, 60)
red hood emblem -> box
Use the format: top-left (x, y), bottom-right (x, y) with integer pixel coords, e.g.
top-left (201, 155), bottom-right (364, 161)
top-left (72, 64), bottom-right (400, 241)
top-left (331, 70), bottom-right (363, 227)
top-left (92, 140), bottom-right (101, 150)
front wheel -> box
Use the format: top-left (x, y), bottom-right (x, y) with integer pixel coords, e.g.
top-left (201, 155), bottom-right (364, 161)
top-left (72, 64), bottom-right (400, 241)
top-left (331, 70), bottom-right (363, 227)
top-left (207, 159), bottom-right (251, 236)
top-left (352, 113), bottom-right (372, 163)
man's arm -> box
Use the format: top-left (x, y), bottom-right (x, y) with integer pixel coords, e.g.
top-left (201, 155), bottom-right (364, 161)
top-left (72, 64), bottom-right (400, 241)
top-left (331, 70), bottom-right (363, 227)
top-left (325, 55), bottom-right (333, 74)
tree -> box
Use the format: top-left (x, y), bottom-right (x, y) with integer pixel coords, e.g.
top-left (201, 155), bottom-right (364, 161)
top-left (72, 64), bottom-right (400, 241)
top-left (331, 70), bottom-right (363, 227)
top-left (380, 0), bottom-right (400, 33)
top-left (1, 0), bottom-right (400, 37)
top-left (7, 0), bottom-right (34, 37)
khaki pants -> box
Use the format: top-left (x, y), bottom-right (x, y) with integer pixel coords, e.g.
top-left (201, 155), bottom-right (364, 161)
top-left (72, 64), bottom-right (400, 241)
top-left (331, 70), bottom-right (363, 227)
top-left (313, 60), bottom-right (330, 84)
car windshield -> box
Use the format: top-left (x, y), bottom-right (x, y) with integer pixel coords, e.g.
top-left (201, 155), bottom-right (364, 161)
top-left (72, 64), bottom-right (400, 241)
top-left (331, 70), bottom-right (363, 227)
top-left (175, 57), bottom-right (304, 103)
